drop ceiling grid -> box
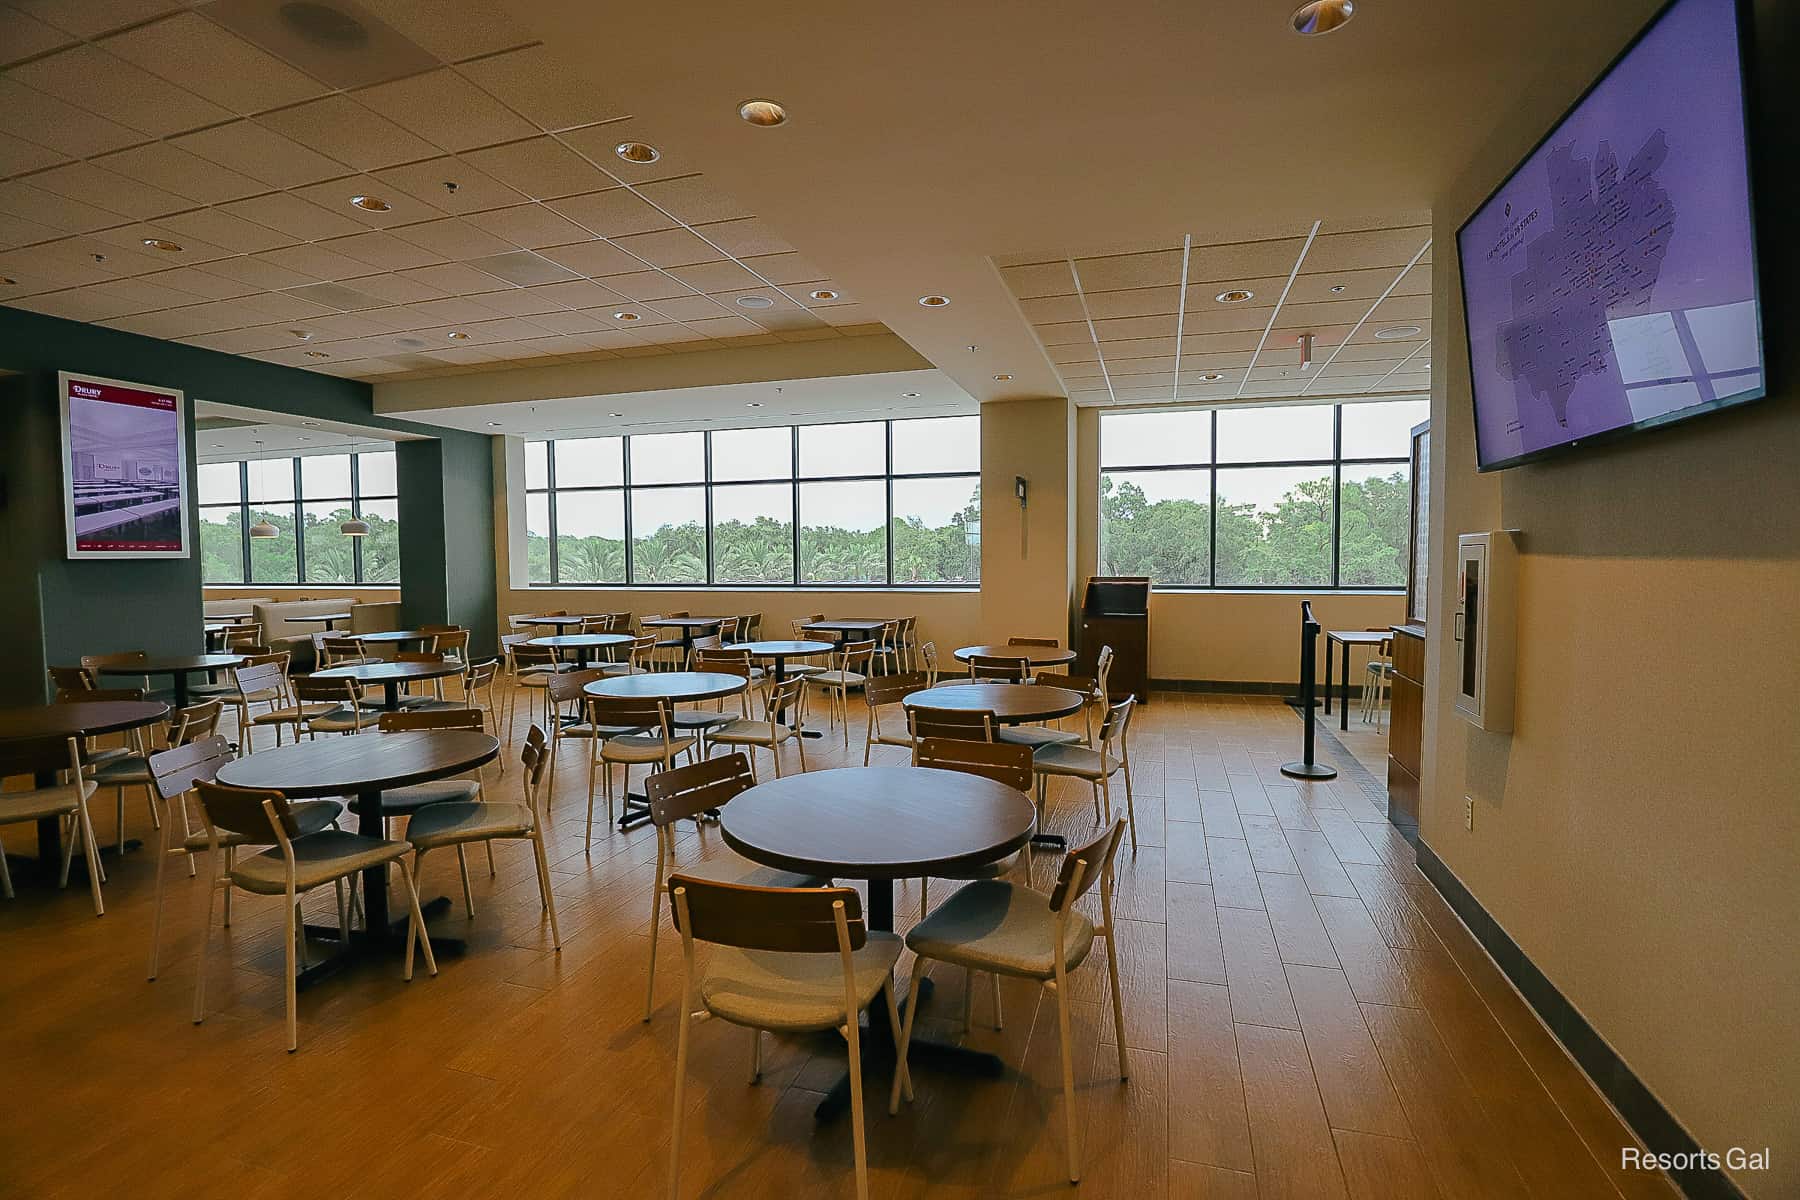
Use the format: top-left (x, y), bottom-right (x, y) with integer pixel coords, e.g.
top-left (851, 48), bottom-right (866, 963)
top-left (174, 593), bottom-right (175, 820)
top-left (1001, 219), bottom-right (1435, 407)
top-left (0, 2), bottom-right (865, 378)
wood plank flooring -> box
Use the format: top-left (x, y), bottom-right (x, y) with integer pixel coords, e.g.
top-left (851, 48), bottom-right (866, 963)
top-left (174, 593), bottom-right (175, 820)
top-left (0, 689), bottom-right (1679, 1198)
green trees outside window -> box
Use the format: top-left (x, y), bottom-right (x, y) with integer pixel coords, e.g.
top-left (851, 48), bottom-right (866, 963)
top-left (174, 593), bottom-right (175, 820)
top-left (198, 449), bottom-right (400, 585)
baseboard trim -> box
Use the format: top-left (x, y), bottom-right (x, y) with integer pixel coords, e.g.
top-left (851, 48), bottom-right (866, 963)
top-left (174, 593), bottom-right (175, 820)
top-left (1414, 842), bottom-right (1747, 1200)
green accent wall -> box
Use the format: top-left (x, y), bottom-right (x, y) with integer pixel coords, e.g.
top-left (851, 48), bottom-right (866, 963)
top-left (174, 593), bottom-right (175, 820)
top-left (0, 305), bottom-right (496, 703)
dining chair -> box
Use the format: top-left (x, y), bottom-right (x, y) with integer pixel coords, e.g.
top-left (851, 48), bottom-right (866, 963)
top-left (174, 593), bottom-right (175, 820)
top-left (587, 696), bottom-right (695, 844)
top-left (917, 639), bottom-right (940, 686)
top-left (47, 665), bottom-right (94, 693)
top-left (52, 685), bottom-right (142, 773)
top-left (968, 653), bottom-right (1030, 683)
top-left (680, 649), bottom-right (757, 747)
top-left (0, 735), bottom-right (104, 915)
top-left (461, 658), bottom-right (504, 747)
top-left (90, 699), bottom-right (224, 854)
top-left (221, 655), bottom-right (312, 752)
top-left (906, 704), bottom-right (995, 744)
top-left (664, 875), bottom-right (909, 1200)
top-left (891, 818), bottom-right (1129, 1183)
top-left (192, 780), bottom-right (435, 1052)
top-left (870, 619), bottom-right (902, 677)
top-left (544, 668), bottom-right (611, 790)
top-left (897, 615), bottom-right (920, 672)
top-left (318, 635), bottom-right (368, 668)
top-left (1360, 628), bottom-right (1395, 726)
top-left (402, 723), bottom-right (561, 966)
top-left (911, 736), bottom-right (1036, 937)
top-left (809, 639), bottom-right (875, 746)
top-left (393, 650), bottom-right (450, 708)
top-left (432, 628), bottom-right (470, 666)
top-left (861, 671), bottom-right (932, 765)
top-left (599, 632), bottom-right (656, 679)
top-left (374, 711), bottom-right (491, 873)
top-left (707, 675), bottom-right (810, 780)
top-left (997, 672), bottom-right (1096, 752)
top-left (639, 752), bottom-right (828, 1021)
top-left (1031, 695), bottom-right (1140, 850)
top-left (508, 644), bottom-right (562, 733)
top-left (292, 675), bottom-right (370, 737)
top-left (145, 736), bottom-right (343, 980)
top-left (223, 625), bottom-right (265, 655)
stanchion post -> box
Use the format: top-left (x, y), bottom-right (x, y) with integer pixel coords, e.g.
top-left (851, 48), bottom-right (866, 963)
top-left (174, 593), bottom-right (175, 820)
top-left (1282, 601), bottom-right (1338, 780)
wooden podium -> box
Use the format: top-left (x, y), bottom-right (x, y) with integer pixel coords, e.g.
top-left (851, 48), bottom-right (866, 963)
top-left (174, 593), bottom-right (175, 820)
top-left (1077, 576), bottom-right (1149, 704)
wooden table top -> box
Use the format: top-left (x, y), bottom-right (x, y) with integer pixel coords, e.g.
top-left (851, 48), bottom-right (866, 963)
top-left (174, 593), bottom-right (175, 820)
top-left (1326, 630), bottom-right (1392, 645)
top-left (94, 654), bottom-right (243, 675)
top-left (805, 618), bottom-right (890, 634)
top-left (521, 614), bottom-right (585, 627)
top-left (725, 639), bottom-right (834, 658)
top-left (640, 616), bottom-right (725, 629)
top-left (0, 700), bottom-right (170, 741)
top-left (208, 611), bottom-right (254, 622)
top-left (314, 660), bottom-right (463, 684)
top-left (352, 629), bottom-right (438, 643)
top-left (528, 633), bottom-right (633, 649)
top-left (288, 612), bottom-right (352, 623)
top-left (217, 730), bottom-right (498, 798)
top-left (584, 671), bottom-right (747, 703)
top-left (903, 682), bottom-right (1086, 723)
top-left (953, 644), bottom-right (1077, 666)
top-left (720, 766), bottom-right (1035, 880)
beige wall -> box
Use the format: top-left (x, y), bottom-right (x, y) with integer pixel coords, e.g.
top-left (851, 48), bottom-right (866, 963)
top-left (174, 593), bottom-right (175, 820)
top-left (978, 396), bottom-right (1077, 643)
top-left (1423, 1), bottom-right (1799, 1191)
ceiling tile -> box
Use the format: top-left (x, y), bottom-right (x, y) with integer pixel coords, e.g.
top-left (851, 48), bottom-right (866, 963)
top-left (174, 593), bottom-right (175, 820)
top-left (373, 155), bottom-right (528, 214)
top-left (93, 142), bottom-right (268, 206)
top-left (1033, 320), bottom-right (1090, 347)
top-left (0, 76), bottom-right (145, 158)
top-left (25, 161), bottom-right (192, 222)
top-left (739, 252), bottom-right (828, 285)
top-left (8, 43), bottom-right (232, 137)
top-left (353, 0), bottom-right (533, 62)
top-left (201, 0), bottom-right (438, 91)
top-left (467, 286), bottom-right (568, 317)
top-left (632, 175), bottom-right (750, 226)
top-left (0, 129), bottom-right (68, 176)
top-left (609, 227), bottom-right (720, 269)
top-left (456, 44), bottom-right (625, 132)
top-left (678, 315), bottom-right (764, 341)
top-left (223, 192), bottom-right (368, 242)
top-left (462, 136), bottom-right (607, 201)
top-left (99, 13), bottom-right (328, 115)
top-left (547, 188), bottom-right (677, 239)
top-left (1304, 227), bottom-right (1430, 274)
top-left (533, 238), bottom-right (643, 278)
top-left (319, 229), bottom-right (447, 272)
top-left (11, 0), bottom-right (185, 39)
top-left (150, 266), bottom-right (262, 301)
top-left (399, 261), bottom-right (510, 294)
top-left (0, 6), bottom-right (75, 64)
top-left (588, 268), bottom-right (691, 302)
top-left (255, 241), bottom-right (377, 283)
top-left (204, 254), bottom-right (318, 291)
top-left (999, 262), bottom-right (1074, 299)
top-left (1070, 249), bottom-right (1181, 292)
top-left (694, 217), bottom-right (793, 258)
top-left (1185, 238), bottom-right (1309, 285)
top-left (390, 216), bottom-right (516, 261)
top-left (283, 281), bottom-right (402, 313)
top-left (523, 278), bottom-right (623, 310)
top-left (1084, 286), bottom-right (1182, 321)
top-left (464, 249), bottom-right (576, 287)
top-left (159, 207), bottom-right (300, 254)
top-left (666, 259), bottom-right (764, 294)
top-left (558, 119), bottom-right (692, 183)
top-left (257, 95), bottom-right (439, 172)
top-left (1018, 295), bottom-right (1086, 325)
top-left (641, 294), bottom-right (730, 323)
top-left (293, 174), bottom-right (443, 229)
top-left (346, 271), bottom-right (446, 304)
top-left (355, 68), bottom-right (538, 152)
top-left (172, 121), bottom-right (352, 189)
top-left (0, 179), bottom-right (131, 233)
top-left (464, 203), bottom-right (593, 250)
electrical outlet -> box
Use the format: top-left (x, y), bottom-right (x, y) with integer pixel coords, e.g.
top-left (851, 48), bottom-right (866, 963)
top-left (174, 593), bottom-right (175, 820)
top-left (1463, 796), bottom-right (1476, 831)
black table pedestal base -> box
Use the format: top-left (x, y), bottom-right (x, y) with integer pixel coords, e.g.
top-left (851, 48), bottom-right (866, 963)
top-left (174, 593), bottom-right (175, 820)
top-left (1030, 832), bottom-right (1067, 851)
top-left (297, 894), bottom-right (465, 990)
top-left (814, 974), bottom-right (1006, 1121)
top-left (11, 835), bottom-right (141, 885)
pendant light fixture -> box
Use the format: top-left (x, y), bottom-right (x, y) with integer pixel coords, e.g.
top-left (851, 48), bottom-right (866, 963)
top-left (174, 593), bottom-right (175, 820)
top-left (248, 438), bottom-right (279, 539)
top-left (341, 440), bottom-right (372, 535)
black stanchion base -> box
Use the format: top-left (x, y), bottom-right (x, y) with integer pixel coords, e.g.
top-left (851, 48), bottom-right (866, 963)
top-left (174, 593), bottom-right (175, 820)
top-left (1280, 760), bottom-right (1338, 780)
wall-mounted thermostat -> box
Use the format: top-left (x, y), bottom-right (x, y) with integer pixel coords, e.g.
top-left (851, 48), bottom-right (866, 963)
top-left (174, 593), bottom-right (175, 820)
top-left (1454, 530), bottom-right (1518, 732)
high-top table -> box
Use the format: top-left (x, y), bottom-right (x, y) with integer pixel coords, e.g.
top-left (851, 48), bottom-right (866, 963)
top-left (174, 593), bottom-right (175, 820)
top-left (0, 700), bottom-right (170, 879)
top-left (584, 671), bottom-right (749, 829)
top-left (725, 639), bottom-right (834, 736)
top-left (722, 765), bottom-right (1036, 1121)
top-left (804, 617), bottom-right (889, 641)
top-left (313, 659), bottom-right (463, 711)
top-left (1324, 629), bottom-right (1391, 729)
top-left (288, 612), bottom-right (353, 630)
top-left (216, 730), bottom-right (499, 987)
top-left (93, 654), bottom-right (243, 708)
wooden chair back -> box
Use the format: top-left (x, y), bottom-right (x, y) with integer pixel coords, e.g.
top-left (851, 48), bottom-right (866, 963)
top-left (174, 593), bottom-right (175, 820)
top-left (512, 645), bottom-right (558, 670)
top-left (420, 624), bottom-right (462, 634)
top-left (548, 667), bottom-right (607, 707)
top-left (173, 699), bottom-right (225, 744)
top-left (715, 617), bottom-right (740, 642)
top-left (0, 735), bottom-right (80, 781)
top-left (906, 705), bottom-right (995, 742)
top-left (835, 639), bottom-right (877, 673)
top-left (1050, 817), bottom-right (1126, 913)
top-left (864, 671), bottom-right (930, 709)
top-left (224, 625), bottom-right (263, 651)
top-left (319, 636), bottom-right (366, 666)
top-left (588, 696), bottom-right (672, 739)
top-left (968, 653), bottom-right (1029, 682)
top-left (398, 649), bottom-right (446, 664)
top-left (378, 708), bottom-right (483, 732)
top-left (233, 660), bottom-right (288, 704)
top-left (149, 735), bottom-right (232, 803)
top-left (913, 736), bottom-right (1033, 792)
top-left (195, 780), bottom-right (296, 842)
top-left (644, 753), bottom-right (755, 827)
top-left (294, 675), bottom-right (360, 706)
top-left (47, 665), bottom-right (94, 692)
top-left (695, 648), bottom-right (754, 680)
top-left (918, 640), bottom-right (939, 685)
top-left (81, 651), bottom-right (147, 671)
top-left (1098, 695), bottom-right (1136, 750)
top-left (434, 629), bottom-right (470, 660)
top-left (668, 875), bottom-right (863, 954)
top-left (520, 725), bottom-right (550, 797)
top-left (765, 675), bottom-right (808, 727)
top-left (738, 612), bottom-right (761, 640)
top-left (1007, 637), bottom-right (1060, 647)
top-left (466, 659), bottom-right (500, 690)
top-left (1095, 644), bottom-right (1115, 698)
top-left (1035, 671), bottom-right (1097, 696)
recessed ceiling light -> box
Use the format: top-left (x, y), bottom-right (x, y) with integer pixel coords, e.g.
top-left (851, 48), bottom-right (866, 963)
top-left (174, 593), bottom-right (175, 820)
top-left (446, 331), bottom-right (469, 340)
top-left (738, 99), bottom-right (788, 126)
top-left (1291, 0), bottom-right (1356, 36)
top-left (1328, 284), bottom-right (1347, 294)
top-left (1374, 325), bottom-right (1423, 339)
top-left (901, 392), bottom-right (921, 398)
top-left (992, 374), bottom-right (1012, 381)
top-left (614, 141), bottom-right (661, 164)
top-left (735, 295), bottom-right (774, 309)
top-left (1200, 372), bottom-right (1226, 382)
top-left (142, 238), bottom-right (182, 252)
top-left (808, 289), bottom-right (838, 301)
top-left (487, 421), bottom-right (502, 427)
top-left (745, 401), bottom-right (763, 408)
top-left (608, 412), bottom-right (623, 418)
top-left (304, 351), bottom-right (328, 358)
top-left (613, 310), bottom-right (640, 321)
top-left (350, 195), bottom-right (392, 212)
top-left (1215, 289), bottom-right (1255, 304)
top-left (918, 295), bottom-right (950, 307)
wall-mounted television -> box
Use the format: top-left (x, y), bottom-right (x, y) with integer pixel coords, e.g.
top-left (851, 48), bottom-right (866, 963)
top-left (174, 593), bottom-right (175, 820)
top-left (58, 371), bottom-right (192, 559)
top-left (1457, 0), bottom-right (1764, 472)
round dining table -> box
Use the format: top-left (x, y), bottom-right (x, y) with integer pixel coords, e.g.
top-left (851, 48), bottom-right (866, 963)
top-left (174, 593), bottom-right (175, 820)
top-left (352, 629), bottom-right (439, 649)
top-left (585, 671), bottom-right (749, 829)
top-left (722, 765), bottom-right (1037, 1120)
top-left (521, 614), bottom-right (586, 630)
top-left (528, 631), bottom-right (632, 668)
top-left (0, 699), bottom-right (170, 879)
top-left (313, 659), bottom-right (463, 711)
top-left (953, 643), bottom-right (1078, 668)
top-left (216, 730), bottom-right (499, 985)
top-left (93, 654), bottom-right (243, 708)
top-left (725, 639), bottom-right (834, 735)
top-left (903, 681), bottom-right (1086, 724)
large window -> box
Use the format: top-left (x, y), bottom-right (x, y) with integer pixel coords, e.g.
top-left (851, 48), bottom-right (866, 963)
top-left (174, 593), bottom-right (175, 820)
top-left (199, 449), bottom-right (400, 584)
top-left (527, 416), bottom-right (980, 587)
top-left (1101, 399), bottom-right (1424, 589)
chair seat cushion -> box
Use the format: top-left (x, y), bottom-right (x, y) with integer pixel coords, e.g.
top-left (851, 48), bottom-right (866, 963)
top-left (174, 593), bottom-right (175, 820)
top-left (602, 734), bottom-right (696, 762)
top-left (701, 932), bottom-right (902, 1032)
top-left (906, 879), bottom-right (1095, 980)
top-left (183, 799), bottom-right (342, 851)
top-left (382, 778), bottom-right (481, 815)
top-left (0, 780), bottom-right (89, 823)
top-left (673, 710), bottom-right (737, 730)
top-left (250, 703), bottom-right (334, 726)
top-left (405, 800), bottom-right (531, 850)
top-left (935, 849), bottom-right (1026, 883)
top-left (997, 725), bottom-right (1084, 749)
top-left (228, 829), bottom-right (409, 894)
top-left (1030, 742), bottom-right (1106, 777)
top-left (91, 754), bottom-right (153, 785)
top-left (679, 853), bottom-right (825, 891)
top-left (307, 709), bottom-right (367, 733)
top-left (709, 719), bottom-right (794, 744)
top-left (598, 663), bottom-right (645, 677)
top-left (809, 670), bottom-right (865, 687)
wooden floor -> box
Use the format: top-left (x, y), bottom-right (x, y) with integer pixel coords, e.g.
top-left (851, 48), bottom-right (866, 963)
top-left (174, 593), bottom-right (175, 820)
top-left (1, 687), bottom-right (1678, 1199)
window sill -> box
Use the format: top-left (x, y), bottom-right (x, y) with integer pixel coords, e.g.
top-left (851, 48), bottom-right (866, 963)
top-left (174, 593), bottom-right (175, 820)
top-left (1144, 587), bottom-right (1406, 597)
top-left (520, 583), bottom-right (979, 595)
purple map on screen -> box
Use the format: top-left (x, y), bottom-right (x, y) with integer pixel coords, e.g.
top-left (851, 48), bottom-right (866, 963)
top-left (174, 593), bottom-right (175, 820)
top-left (1458, 0), bottom-right (1762, 470)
